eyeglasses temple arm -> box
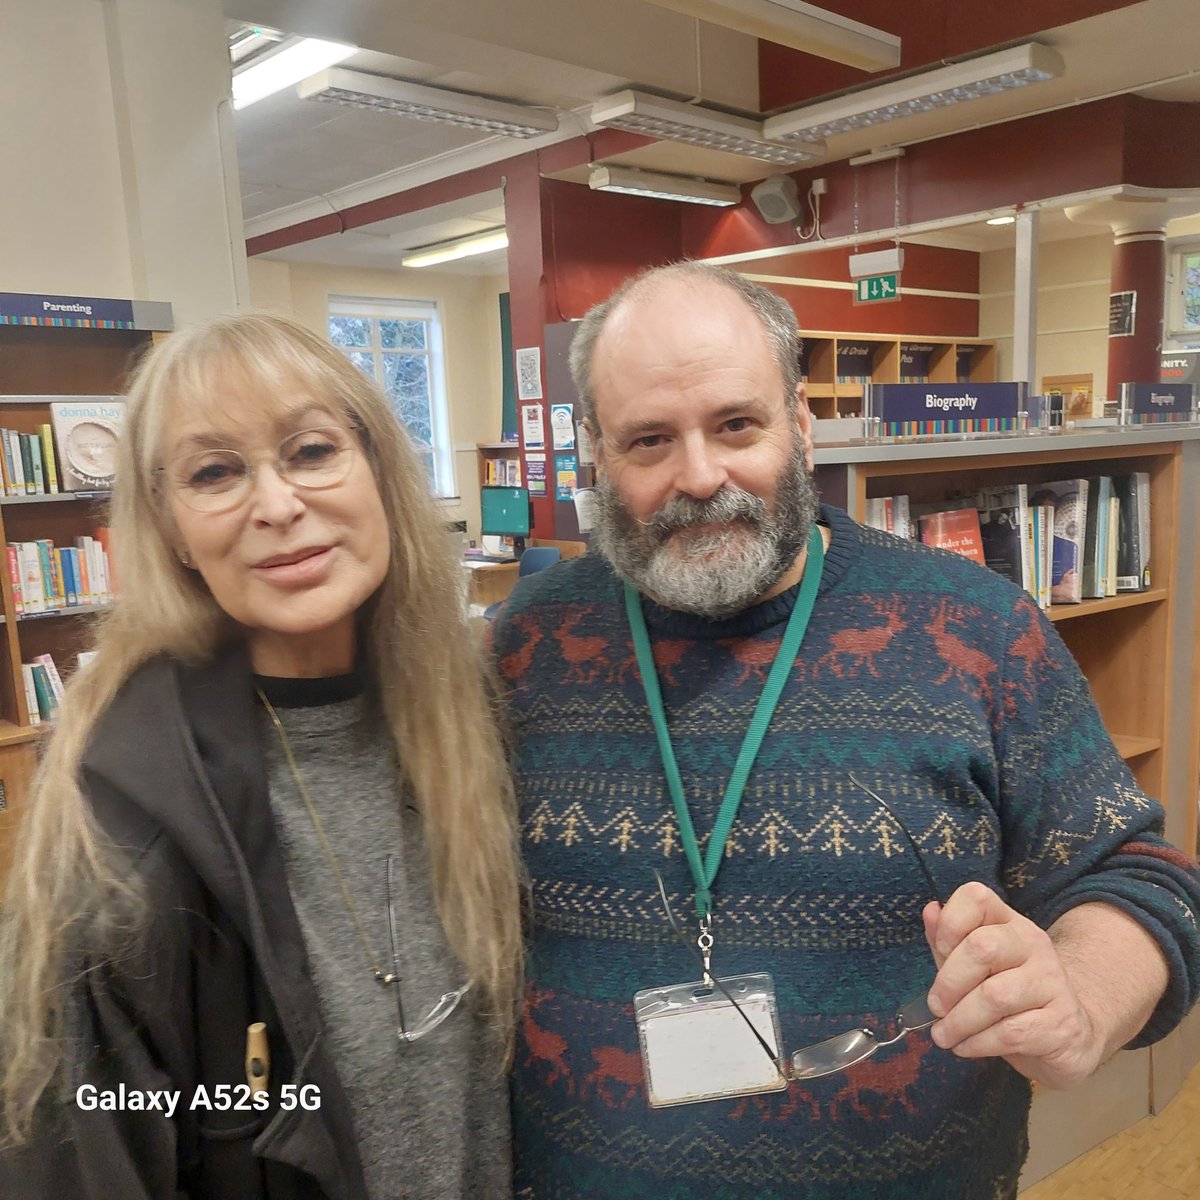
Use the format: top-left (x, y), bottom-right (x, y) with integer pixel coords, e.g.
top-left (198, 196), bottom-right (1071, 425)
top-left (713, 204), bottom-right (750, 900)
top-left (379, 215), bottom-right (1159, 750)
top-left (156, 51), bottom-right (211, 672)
top-left (848, 773), bottom-right (947, 906)
top-left (652, 870), bottom-right (788, 1079)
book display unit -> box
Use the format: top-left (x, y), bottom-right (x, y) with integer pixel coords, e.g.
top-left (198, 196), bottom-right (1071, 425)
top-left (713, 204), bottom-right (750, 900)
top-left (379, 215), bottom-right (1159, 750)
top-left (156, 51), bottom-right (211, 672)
top-left (800, 332), bottom-right (996, 419)
top-left (477, 440), bottom-right (522, 487)
top-left (814, 426), bottom-right (1200, 1184)
top-left (0, 320), bottom-right (157, 890)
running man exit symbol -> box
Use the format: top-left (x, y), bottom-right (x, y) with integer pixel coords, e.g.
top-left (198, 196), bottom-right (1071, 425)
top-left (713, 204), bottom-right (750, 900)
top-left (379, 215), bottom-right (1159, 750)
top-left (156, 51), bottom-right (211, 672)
top-left (855, 273), bottom-right (900, 303)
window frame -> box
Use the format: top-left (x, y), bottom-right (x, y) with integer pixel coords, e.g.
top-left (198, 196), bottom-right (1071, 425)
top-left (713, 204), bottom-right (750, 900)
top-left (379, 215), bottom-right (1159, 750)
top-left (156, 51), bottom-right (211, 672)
top-left (327, 295), bottom-right (457, 498)
top-left (1165, 238), bottom-right (1200, 345)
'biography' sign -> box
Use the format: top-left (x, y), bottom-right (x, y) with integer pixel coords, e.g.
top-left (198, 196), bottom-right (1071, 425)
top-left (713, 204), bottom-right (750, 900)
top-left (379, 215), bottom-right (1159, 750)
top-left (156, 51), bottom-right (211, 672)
top-left (867, 382), bottom-right (1027, 436)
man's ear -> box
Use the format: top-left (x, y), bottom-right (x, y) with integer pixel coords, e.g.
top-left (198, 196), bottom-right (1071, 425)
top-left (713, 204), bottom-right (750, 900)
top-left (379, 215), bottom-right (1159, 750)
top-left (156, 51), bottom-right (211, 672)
top-left (794, 383), bottom-right (814, 472)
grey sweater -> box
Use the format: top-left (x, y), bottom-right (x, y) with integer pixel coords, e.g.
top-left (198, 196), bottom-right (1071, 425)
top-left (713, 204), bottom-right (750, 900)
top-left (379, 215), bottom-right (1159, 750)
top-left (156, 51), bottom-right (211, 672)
top-left (256, 675), bottom-right (511, 1200)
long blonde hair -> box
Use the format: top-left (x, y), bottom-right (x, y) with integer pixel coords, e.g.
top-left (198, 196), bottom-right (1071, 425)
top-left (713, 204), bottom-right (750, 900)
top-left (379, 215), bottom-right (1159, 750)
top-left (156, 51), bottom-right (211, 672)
top-left (0, 313), bottom-right (523, 1141)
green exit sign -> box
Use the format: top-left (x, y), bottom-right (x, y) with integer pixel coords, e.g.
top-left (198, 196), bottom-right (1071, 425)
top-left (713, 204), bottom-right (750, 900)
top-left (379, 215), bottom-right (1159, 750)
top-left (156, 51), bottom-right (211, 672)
top-left (855, 273), bottom-right (900, 303)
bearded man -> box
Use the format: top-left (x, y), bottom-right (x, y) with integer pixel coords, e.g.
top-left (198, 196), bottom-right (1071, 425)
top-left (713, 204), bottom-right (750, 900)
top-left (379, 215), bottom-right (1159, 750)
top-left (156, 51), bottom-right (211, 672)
top-left (489, 262), bottom-right (1200, 1200)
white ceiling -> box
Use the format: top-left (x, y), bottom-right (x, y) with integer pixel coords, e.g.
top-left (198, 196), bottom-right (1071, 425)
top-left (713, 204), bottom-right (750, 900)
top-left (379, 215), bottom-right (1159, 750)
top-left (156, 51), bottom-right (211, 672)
top-left (231, 0), bottom-right (1200, 275)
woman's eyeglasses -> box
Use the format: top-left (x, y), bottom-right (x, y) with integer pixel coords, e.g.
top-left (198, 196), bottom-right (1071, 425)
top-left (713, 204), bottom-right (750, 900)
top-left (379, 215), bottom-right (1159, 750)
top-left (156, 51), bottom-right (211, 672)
top-left (656, 773), bottom-right (942, 1083)
top-left (160, 426), bottom-right (356, 514)
top-left (385, 855), bottom-right (470, 1044)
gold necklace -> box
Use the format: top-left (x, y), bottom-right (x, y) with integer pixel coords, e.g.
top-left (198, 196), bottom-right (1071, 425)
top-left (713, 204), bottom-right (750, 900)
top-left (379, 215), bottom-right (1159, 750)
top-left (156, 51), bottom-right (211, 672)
top-left (256, 687), bottom-right (396, 987)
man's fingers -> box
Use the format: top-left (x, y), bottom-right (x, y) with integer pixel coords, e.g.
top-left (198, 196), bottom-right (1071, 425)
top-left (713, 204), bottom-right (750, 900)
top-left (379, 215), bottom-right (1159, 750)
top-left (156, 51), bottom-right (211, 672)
top-left (931, 882), bottom-right (1015, 960)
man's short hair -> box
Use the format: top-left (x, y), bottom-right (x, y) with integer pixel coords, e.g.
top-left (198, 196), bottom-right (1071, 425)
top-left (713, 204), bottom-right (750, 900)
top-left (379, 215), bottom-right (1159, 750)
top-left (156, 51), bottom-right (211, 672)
top-left (568, 261), bottom-right (802, 433)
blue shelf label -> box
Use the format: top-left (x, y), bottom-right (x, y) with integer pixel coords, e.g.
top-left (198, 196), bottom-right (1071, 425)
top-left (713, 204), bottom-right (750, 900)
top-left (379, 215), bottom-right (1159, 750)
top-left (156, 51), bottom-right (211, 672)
top-left (0, 291), bottom-right (135, 329)
top-left (867, 382), bottom-right (1026, 436)
top-left (1121, 382), bottom-right (1195, 422)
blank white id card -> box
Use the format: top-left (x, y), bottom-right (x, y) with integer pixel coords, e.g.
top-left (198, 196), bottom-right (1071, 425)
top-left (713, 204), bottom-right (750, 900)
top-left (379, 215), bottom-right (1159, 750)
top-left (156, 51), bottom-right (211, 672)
top-left (634, 972), bottom-right (787, 1108)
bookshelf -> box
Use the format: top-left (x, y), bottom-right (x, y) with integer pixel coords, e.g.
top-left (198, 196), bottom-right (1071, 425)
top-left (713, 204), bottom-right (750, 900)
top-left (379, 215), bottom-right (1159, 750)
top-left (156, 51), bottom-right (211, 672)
top-left (801, 332), bottom-right (995, 419)
top-left (477, 441), bottom-right (522, 488)
top-left (0, 322), bottom-right (155, 892)
top-left (813, 426), bottom-right (1200, 1185)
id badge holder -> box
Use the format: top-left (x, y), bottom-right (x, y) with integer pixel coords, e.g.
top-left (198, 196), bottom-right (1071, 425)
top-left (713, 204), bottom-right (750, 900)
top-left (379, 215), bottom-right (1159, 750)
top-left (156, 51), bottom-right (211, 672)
top-left (634, 972), bottom-right (788, 1108)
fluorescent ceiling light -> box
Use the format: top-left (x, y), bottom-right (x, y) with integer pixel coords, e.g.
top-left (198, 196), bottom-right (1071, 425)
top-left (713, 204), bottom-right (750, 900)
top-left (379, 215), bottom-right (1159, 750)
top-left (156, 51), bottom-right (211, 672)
top-left (986, 215), bottom-right (1016, 225)
top-left (232, 37), bottom-right (356, 110)
top-left (764, 42), bottom-right (1065, 143)
top-left (589, 166), bottom-right (741, 207)
top-left (638, 0), bottom-right (900, 71)
top-left (591, 90), bottom-right (824, 166)
top-left (401, 229), bottom-right (509, 269)
top-left (298, 68), bottom-right (559, 138)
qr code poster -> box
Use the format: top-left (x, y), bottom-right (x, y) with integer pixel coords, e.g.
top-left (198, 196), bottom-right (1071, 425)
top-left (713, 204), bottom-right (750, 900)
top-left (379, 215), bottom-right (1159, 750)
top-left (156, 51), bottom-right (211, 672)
top-left (516, 347), bottom-right (543, 401)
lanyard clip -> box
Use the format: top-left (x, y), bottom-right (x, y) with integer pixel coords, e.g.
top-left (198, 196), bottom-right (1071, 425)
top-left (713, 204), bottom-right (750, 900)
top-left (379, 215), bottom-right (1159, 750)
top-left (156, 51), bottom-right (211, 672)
top-left (697, 912), bottom-right (714, 988)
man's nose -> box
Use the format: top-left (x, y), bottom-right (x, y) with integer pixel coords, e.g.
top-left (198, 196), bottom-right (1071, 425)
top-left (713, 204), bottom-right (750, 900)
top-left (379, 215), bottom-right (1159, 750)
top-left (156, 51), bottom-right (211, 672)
top-left (672, 435), bottom-right (729, 500)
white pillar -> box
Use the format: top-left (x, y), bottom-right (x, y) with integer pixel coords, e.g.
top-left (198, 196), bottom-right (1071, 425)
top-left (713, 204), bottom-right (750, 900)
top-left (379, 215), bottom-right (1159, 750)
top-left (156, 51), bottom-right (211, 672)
top-left (0, 0), bottom-right (246, 325)
top-left (1012, 210), bottom-right (1039, 386)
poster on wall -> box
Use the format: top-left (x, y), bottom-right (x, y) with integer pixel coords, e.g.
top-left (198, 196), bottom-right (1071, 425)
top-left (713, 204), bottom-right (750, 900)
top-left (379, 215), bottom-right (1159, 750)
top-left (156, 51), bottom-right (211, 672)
top-left (1109, 290), bottom-right (1136, 337)
top-left (551, 403), bottom-right (575, 449)
top-left (525, 453), bottom-right (548, 497)
top-left (516, 346), bottom-right (543, 400)
top-left (521, 403), bottom-right (545, 450)
top-left (555, 454), bottom-right (577, 500)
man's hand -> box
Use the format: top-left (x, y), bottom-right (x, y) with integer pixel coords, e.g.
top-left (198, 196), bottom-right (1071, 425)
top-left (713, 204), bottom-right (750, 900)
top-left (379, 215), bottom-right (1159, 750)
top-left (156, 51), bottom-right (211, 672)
top-left (922, 882), bottom-right (1167, 1089)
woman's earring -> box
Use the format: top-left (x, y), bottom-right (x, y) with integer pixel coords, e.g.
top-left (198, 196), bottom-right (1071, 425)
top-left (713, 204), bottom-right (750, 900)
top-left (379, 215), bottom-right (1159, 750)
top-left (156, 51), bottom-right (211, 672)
top-left (178, 549), bottom-right (192, 568)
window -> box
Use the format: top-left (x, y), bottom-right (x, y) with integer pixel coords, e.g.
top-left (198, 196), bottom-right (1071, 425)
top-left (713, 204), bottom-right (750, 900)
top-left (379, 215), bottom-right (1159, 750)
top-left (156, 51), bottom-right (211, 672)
top-left (328, 296), bottom-right (456, 497)
top-left (1166, 241), bottom-right (1200, 345)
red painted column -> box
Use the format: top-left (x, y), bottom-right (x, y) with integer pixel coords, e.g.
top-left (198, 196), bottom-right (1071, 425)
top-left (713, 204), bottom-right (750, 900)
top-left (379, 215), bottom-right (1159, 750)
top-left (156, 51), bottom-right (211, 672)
top-left (1107, 229), bottom-right (1167, 395)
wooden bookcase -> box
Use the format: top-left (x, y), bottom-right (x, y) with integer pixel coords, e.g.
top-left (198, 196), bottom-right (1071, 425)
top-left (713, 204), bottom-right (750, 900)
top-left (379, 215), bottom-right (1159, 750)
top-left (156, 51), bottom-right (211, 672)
top-left (801, 331), bottom-right (995, 420)
top-left (813, 426), bottom-right (1200, 1185)
top-left (0, 324), bottom-right (153, 893)
top-left (477, 441), bottom-right (522, 488)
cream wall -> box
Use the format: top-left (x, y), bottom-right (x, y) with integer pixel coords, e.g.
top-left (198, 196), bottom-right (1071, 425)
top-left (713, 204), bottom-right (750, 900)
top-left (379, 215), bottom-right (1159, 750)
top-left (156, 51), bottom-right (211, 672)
top-left (0, 0), bottom-right (245, 323)
top-left (247, 257), bottom-right (509, 537)
top-left (979, 233), bottom-right (1112, 401)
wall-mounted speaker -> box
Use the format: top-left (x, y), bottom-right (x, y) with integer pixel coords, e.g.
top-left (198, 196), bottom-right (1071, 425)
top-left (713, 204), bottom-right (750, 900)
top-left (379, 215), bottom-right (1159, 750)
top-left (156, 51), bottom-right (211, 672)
top-left (750, 174), bottom-right (802, 224)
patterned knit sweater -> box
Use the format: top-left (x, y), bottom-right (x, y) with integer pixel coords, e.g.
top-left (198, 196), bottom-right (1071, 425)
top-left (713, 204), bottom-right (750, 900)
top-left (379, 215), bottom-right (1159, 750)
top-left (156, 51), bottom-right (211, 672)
top-left (490, 505), bottom-right (1200, 1200)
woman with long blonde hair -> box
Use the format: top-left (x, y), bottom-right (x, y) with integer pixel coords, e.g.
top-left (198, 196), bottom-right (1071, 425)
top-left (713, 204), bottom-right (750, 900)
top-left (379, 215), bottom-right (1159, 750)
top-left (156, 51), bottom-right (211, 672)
top-left (0, 314), bottom-right (523, 1199)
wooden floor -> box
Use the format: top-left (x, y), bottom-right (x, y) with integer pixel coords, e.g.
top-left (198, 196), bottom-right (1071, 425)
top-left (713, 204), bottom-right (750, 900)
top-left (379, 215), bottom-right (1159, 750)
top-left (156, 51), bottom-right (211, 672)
top-left (1021, 1062), bottom-right (1200, 1199)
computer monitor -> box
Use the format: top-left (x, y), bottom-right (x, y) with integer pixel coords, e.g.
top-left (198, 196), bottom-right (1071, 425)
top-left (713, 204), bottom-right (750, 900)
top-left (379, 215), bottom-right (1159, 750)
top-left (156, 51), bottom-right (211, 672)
top-left (480, 485), bottom-right (531, 558)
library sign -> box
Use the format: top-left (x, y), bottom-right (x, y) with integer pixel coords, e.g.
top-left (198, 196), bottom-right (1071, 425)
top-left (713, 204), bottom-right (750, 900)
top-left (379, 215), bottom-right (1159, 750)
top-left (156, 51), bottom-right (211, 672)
top-left (867, 382), bottom-right (1027, 437)
top-left (0, 292), bottom-right (135, 329)
top-left (1119, 382), bottom-right (1196, 423)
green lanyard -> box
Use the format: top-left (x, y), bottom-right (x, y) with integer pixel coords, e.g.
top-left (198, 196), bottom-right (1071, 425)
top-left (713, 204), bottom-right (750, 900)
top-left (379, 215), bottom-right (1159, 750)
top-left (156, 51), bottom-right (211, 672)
top-left (623, 524), bottom-right (825, 924)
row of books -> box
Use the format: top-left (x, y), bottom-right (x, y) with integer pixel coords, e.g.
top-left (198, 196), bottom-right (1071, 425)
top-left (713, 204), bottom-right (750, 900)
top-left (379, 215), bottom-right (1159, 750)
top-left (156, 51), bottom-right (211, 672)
top-left (0, 398), bottom-right (125, 497)
top-left (0, 425), bottom-right (60, 496)
top-left (6, 533), bottom-right (114, 615)
top-left (865, 473), bottom-right (1151, 607)
top-left (20, 650), bottom-right (97, 724)
top-left (484, 455), bottom-right (522, 486)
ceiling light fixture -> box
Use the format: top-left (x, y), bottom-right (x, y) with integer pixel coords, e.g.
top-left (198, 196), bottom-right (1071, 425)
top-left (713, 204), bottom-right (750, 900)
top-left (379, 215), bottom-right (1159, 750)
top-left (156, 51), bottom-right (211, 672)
top-left (848, 146), bottom-right (906, 166)
top-left (590, 90), bottom-right (824, 166)
top-left (227, 23), bottom-right (284, 67)
top-left (298, 68), bottom-right (559, 138)
top-left (232, 37), bottom-right (356, 110)
top-left (588, 165), bottom-right (741, 207)
top-left (764, 42), bottom-right (1065, 143)
top-left (636, 0), bottom-right (900, 71)
top-left (986, 215), bottom-right (1017, 226)
top-left (400, 229), bottom-right (510, 269)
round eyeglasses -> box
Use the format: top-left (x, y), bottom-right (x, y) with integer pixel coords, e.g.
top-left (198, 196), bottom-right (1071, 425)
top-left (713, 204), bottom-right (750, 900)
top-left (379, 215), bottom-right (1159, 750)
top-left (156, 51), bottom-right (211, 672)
top-left (161, 426), bottom-right (356, 514)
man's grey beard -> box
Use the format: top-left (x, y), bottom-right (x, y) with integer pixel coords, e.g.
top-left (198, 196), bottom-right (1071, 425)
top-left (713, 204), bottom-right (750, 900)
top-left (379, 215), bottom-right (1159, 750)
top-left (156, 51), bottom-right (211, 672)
top-left (592, 437), bottom-right (819, 619)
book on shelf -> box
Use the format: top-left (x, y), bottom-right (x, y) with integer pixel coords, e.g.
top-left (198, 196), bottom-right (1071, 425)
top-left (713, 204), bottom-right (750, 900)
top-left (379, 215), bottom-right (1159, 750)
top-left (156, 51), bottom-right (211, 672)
top-left (49, 399), bottom-right (125, 492)
top-left (39, 423), bottom-right (60, 493)
top-left (20, 665), bottom-right (41, 725)
top-left (32, 653), bottom-right (65, 707)
top-left (863, 494), bottom-right (913, 540)
top-left (919, 507), bottom-right (986, 566)
top-left (1113, 472), bottom-right (1151, 591)
top-left (6, 536), bottom-right (112, 612)
top-left (27, 662), bottom-right (59, 722)
top-left (1029, 479), bottom-right (1089, 604)
top-left (1080, 476), bottom-right (1113, 599)
top-left (977, 483), bottom-right (1031, 594)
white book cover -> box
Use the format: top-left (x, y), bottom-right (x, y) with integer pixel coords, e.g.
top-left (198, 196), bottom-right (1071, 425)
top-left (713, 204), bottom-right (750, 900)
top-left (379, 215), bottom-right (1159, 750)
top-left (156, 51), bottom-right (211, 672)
top-left (21, 664), bottom-right (41, 725)
top-left (49, 399), bottom-right (125, 491)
